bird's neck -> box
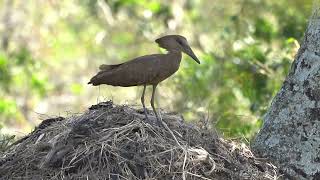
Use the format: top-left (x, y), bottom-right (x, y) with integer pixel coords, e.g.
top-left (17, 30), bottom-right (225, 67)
top-left (167, 50), bottom-right (182, 61)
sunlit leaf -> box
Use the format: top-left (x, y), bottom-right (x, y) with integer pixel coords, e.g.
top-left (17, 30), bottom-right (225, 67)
top-left (71, 83), bottom-right (84, 95)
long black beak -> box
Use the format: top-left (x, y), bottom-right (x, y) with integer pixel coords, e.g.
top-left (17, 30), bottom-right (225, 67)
top-left (184, 46), bottom-right (200, 64)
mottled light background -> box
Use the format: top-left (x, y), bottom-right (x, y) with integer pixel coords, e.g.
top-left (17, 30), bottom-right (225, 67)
top-left (0, 0), bottom-right (312, 138)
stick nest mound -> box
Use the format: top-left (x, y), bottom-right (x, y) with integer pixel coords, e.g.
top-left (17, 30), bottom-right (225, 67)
top-left (0, 101), bottom-right (277, 179)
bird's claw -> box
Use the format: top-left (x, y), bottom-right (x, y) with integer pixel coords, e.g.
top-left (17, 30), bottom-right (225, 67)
top-left (144, 114), bottom-right (149, 121)
top-left (156, 119), bottom-right (163, 127)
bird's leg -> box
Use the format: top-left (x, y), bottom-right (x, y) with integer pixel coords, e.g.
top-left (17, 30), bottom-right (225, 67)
top-left (141, 84), bottom-right (148, 120)
top-left (151, 84), bottom-right (161, 124)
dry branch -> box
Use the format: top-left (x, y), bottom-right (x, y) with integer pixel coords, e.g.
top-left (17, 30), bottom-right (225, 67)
top-left (0, 101), bottom-right (277, 179)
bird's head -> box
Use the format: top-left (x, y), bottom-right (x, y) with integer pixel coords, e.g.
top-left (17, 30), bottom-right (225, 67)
top-left (155, 35), bottom-right (200, 64)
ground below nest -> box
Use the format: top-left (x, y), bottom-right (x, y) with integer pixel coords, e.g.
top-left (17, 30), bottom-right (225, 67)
top-left (0, 101), bottom-right (278, 179)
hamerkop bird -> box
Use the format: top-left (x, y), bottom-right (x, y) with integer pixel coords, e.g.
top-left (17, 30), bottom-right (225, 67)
top-left (88, 35), bottom-right (200, 122)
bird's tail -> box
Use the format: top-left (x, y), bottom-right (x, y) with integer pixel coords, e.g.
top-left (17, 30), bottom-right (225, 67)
top-left (88, 75), bottom-right (99, 85)
top-left (88, 63), bottom-right (123, 85)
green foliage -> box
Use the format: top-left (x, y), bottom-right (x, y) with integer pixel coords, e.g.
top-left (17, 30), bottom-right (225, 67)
top-left (0, 0), bottom-right (312, 139)
top-left (31, 74), bottom-right (48, 97)
top-left (0, 53), bottom-right (10, 91)
top-left (0, 98), bottom-right (18, 125)
top-left (71, 83), bottom-right (84, 95)
top-left (171, 0), bottom-right (312, 138)
top-left (254, 18), bottom-right (276, 42)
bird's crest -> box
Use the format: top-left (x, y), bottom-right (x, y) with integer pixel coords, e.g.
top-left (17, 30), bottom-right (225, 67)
top-left (99, 63), bottom-right (123, 71)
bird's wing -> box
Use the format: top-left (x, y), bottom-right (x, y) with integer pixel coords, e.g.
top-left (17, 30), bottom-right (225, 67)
top-left (88, 54), bottom-right (165, 86)
top-left (97, 54), bottom-right (162, 71)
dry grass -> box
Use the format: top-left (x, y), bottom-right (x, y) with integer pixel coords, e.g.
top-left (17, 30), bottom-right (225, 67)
top-left (0, 101), bottom-right (278, 179)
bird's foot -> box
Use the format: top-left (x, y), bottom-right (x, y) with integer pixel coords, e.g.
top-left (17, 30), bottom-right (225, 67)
top-left (156, 118), bottom-right (163, 127)
top-left (137, 108), bottom-right (149, 119)
top-left (137, 108), bottom-right (163, 127)
top-left (143, 110), bottom-right (149, 122)
top-left (144, 114), bottom-right (149, 121)
top-left (153, 113), bottom-right (164, 127)
top-left (142, 116), bottom-right (159, 126)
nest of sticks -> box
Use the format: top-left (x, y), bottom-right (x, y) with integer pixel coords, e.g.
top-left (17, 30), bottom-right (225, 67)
top-left (0, 101), bottom-right (278, 179)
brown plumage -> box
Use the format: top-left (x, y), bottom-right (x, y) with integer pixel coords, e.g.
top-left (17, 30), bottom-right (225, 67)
top-left (88, 35), bottom-right (200, 122)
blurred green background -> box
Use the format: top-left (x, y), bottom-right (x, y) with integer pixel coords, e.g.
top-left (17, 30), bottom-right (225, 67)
top-left (0, 0), bottom-right (312, 140)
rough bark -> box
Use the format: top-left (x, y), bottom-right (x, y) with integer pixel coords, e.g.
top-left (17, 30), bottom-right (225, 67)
top-left (252, 1), bottom-right (320, 179)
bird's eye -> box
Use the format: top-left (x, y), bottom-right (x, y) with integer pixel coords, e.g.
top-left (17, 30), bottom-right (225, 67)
top-left (176, 39), bottom-right (183, 46)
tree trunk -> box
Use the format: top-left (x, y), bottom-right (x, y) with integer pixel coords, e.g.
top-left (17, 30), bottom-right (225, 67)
top-left (252, 1), bottom-right (320, 179)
